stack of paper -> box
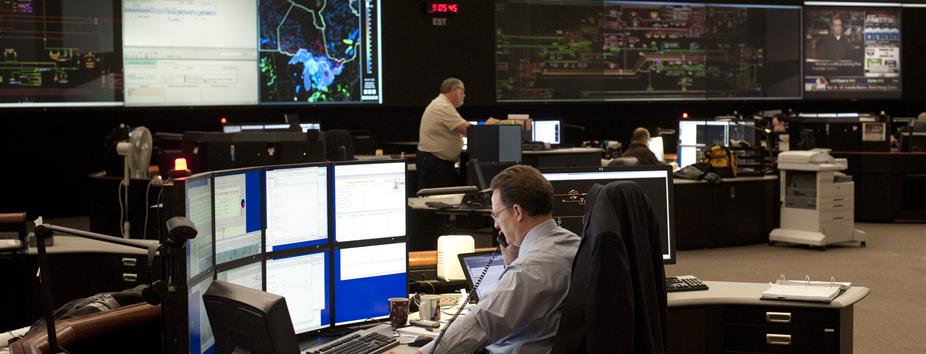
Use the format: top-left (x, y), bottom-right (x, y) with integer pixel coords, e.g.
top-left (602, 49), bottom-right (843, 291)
top-left (761, 278), bottom-right (851, 303)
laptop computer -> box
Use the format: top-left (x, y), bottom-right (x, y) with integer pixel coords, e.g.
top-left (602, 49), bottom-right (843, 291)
top-left (457, 251), bottom-right (506, 302)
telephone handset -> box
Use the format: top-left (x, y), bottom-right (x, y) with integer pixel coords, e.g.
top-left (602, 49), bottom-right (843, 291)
top-left (430, 245), bottom-right (500, 353)
top-left (496, 234), bottom-right (509, 248)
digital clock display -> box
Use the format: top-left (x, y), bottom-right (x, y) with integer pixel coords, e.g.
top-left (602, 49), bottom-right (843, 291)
top-left (428, 2), bottom-right (459, 14)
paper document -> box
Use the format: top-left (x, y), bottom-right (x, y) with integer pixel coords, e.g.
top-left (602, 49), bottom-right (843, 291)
top-left (760, 276), bottom-right (851, 303)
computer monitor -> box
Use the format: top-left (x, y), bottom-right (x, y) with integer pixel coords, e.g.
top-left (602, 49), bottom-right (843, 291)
top-left (332, 161), bottom-right (407, 243)
top-left (542, 165), bottom-right (676, 264)
top-left (677, 120), bottom-right (734, 167)
top-left (183, 173), bottom-right (215, 279)
top-left (458, 251), bottom-right (506, 302)
top-left (333, 242), bottom-right (408, 326)
top-left (266, 250), bottom-right (330, 334)
top-left (216, 261), bottom-right (263, 291)
top-left (265, 165), bottom-right (329, 251)
top-left (204, 280), bottom-right (300, 354)
top-left (213, 170), bottom-right (263, 265)
top-left (188, 275), bottom-right (216, 354)
top-left (648, 136), bottom-right (665, 162)
top-left (532, 120), bottom-right (561, 145)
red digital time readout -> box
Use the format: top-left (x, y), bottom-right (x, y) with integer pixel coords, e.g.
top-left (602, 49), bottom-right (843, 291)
top-left (429, 2), bottom-right (459, 14)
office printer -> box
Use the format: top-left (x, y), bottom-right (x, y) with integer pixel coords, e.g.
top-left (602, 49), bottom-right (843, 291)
top-left (769, 150), bottom-right (866, 248)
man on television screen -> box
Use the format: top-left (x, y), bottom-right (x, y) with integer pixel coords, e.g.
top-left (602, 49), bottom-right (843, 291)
top-left (818, 16), bottom-right (851, 61)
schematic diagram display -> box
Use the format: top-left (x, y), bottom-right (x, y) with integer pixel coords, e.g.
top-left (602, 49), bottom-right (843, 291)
top-left (495, 0), bottom-right (801, 101)
top-left (804, 6), bottom-right (901, 99)
top-left (258, 0), bottom-right (382, 104)
top-left (0, 0), bottom-right (122, 106)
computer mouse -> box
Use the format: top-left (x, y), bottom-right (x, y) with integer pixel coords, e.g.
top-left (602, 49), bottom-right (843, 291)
top-left (409, 336), bottom-right (436, 347)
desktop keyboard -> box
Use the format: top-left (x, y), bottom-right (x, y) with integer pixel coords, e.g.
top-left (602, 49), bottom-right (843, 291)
top-left (304, 328), bottom-right (398, 354)
top-left (666, 275), bottom-right (709, 292)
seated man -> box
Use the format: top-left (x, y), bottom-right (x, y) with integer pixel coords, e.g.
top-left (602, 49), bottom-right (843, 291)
top-left (620, 127), bottom-right (661, 165)
top-left (417, 165), bottom-right (580, 354)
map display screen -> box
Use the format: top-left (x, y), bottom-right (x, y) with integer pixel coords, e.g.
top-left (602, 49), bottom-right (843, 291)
top-left (258, 0), bottom-right (382, 104)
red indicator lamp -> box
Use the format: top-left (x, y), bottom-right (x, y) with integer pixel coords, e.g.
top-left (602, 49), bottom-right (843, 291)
top-left (169, 158), bottom-right (191, 179)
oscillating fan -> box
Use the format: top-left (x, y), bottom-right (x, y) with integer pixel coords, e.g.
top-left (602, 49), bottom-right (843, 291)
top-left (115, 126), bottom-right (152, 238)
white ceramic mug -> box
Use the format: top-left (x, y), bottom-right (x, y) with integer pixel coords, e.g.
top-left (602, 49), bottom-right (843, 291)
top-left (417, 294), bottom-right (441, 321)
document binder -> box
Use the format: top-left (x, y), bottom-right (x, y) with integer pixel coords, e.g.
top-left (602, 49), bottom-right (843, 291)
top-left (760, 275), bottom-right (851, 303)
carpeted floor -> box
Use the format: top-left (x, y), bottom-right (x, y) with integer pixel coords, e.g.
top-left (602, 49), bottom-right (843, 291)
top-left (665, 222), bottom-right (926, 354)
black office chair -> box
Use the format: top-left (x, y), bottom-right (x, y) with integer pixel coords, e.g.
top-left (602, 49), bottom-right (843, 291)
top-left (552, 181), bottom-right (667, 354)
top-left (324, 129), bottom-right (354, 161)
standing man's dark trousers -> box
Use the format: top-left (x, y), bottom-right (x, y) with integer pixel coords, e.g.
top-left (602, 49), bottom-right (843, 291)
top-left (416, 150), bottom-right (460, 191)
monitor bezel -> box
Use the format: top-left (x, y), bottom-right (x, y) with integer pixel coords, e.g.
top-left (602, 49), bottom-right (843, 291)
top-left (540, 164), bottom-right (676, 265)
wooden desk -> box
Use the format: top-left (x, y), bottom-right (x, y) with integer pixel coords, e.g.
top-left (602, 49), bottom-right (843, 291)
top-left (667, 281), bottom-right (869, 354)
top-left (673, 176), bottom-right (779, 250)
top-left (831, 151), bottom-right (926, 222)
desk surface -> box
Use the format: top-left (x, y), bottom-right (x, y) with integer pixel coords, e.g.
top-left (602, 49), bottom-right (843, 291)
top-left (673, 175), bottom-right (778, 185)
top-left (522, 147), bottom-right (602, 155)
top-left (25, 236), bottom-right (157, 255)
top-left (670, 281), bottom-right (869, 309)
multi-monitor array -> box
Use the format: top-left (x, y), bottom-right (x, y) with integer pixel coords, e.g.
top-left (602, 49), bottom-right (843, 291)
top-left (0, 0), bottom-right (382, 107)
top-left (174, 160), bottom-right (407, 354)
top-left (496, 0), bottom-right (903, 101)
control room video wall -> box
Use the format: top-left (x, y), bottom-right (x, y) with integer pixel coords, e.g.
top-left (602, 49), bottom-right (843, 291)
top-left (0, 0), bottom-right (921, 108)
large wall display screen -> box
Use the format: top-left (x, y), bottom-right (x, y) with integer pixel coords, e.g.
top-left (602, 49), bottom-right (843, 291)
top-left (803, 4), bottom-right (901, 98)
top-left (0, 0), bottom-right (122, 107)
top-left (495, 0), bottom-right (802, 101)
top-left (122, 0), bottom-right (259, 106)
top-left (258, 0), bottom-right (382, 104)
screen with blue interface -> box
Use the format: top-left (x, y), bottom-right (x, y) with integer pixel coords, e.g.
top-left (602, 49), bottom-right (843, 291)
top-left (258, 0), bottom-right (383, 103)
top-left (542, 167), bottom-right (675, 263)
top-left (185, 175), bottom-right (214, 279)
top-left (266, 250), bottom-right (330, 333)
top-left (122, 0), bottom-right (259, 106)
top-left (333, 242), bottom-right (407, 326)
top-left (0, 0), bottom-right (122, 107)
top-left (188, 275), bottom-right (216, 354)
top-left (213, 171), bottom-right (262, 264)
top-left (265, 166), bottom-right (328, 251)
top-left (333, 162), bottom-right (406, 243)
top-left (496, 0), bottom-right (802, 101)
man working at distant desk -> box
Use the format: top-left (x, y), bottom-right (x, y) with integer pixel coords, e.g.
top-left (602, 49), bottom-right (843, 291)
top-left (417, 78), bottom-right (498, 190)
top-left (417, 165), bottom-right (581, 354)
top-left (620, 127), bottom-right (662, 165)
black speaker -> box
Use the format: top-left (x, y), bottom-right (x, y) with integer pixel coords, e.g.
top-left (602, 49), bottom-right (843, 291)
top-left (467, 125), bottom-right (522, 163)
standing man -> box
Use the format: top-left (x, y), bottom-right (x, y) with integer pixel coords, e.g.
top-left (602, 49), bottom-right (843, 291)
top-left (417, 165), bottom-right (581, 354)
top-left (620, 127), bottom-right (662, 165)
top-left (417, 78), bottom-right (497, 190)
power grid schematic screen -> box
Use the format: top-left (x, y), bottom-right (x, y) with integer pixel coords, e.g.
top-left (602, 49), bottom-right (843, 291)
top-left (258, 0), bottom-right (382, 104)
top-left (495, 0), bottom-right (801, 101)
top-left (803, 5), bottom-right (901, 99)
top-left (0, 0), bottom-right (123, 107)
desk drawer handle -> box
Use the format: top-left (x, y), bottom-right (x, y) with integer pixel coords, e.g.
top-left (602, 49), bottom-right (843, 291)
top-left (766, 334), bottom-right (792, 346)
top-left (833, 216), bottom-right (845, 221)
top-left (834, 204), bottom-right (844, 208)
top-left (833, 198), bottom-right (844, 202)
top-left (123, 273), bottom-right (138, 282)
top-left (122, 258), bottom-right (137, 267)
top-left (766, 312), bottom-right (791, 323)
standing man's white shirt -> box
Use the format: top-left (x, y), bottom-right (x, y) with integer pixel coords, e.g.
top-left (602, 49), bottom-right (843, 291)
top-left (418, 94), bottom-right (467, 162)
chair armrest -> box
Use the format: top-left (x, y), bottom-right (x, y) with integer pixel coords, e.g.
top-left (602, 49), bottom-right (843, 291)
top-left (10, 303), bottom-right (160, 354)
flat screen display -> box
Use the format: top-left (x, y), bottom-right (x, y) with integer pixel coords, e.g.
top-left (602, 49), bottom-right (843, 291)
top-left (257, 0), bottom-right (383, 103)
top-left (804, 5), bottom-right (901, 98)
top-left (496, 0), bottom-right (802, 101)
top-left (0, 0), bottom-right (122, 107)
